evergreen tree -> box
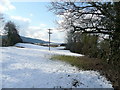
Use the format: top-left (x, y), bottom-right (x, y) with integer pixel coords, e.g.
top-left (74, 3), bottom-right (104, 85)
top-left (4, 21), bottom-right (22, 46)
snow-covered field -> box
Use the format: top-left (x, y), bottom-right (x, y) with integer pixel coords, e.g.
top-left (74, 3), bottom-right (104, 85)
top-left (0, 43), bottom-right (112, 88)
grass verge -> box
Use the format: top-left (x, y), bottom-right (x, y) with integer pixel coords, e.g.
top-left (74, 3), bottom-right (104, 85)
top-left (51, 55), bottom-right (118, 89)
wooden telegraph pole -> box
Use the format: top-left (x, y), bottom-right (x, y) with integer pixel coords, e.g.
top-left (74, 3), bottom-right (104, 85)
top-left (48, 29), bottom-right (52, 51)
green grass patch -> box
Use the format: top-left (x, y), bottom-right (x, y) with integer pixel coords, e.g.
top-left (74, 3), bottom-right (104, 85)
top-left (51, 55), bottom-right (104, 70)
top-left (51, 55), bottom-right (118, 89)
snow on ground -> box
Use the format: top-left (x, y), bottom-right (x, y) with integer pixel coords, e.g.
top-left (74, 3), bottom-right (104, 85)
top-left (15, 43), bottom-right (83, 57)
top-left (0, 43), bottom-right (112, 88)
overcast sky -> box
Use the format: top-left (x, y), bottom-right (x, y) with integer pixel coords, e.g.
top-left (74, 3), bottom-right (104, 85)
top-left (0, 0), bottom-right (66, 43)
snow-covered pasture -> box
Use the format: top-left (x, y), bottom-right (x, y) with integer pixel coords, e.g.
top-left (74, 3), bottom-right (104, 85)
top-left (0, 43), bottom-right (112, 88)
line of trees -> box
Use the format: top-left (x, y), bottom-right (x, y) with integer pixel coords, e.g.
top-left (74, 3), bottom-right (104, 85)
top-left (49, 1), bottom-right (120, 66)
top-left (66, 31), bottom-right (110, 60)
top-left (0, 14), bottom-right (22, 46)
top-left (49, 1), bottom-right (120, 88)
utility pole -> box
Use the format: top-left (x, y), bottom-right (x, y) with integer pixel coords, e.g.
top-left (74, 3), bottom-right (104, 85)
top-left (48, 29), bottom-right (52, 51)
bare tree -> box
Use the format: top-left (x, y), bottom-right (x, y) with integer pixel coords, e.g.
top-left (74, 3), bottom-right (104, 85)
top-left (49, 1), bottom-right (120, 64)
top-left (49, 2), bottom-right (118, 34)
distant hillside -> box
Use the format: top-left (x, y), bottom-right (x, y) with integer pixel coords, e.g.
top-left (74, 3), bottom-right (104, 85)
top-left (1, 35), bottom-right (65, 46)
top-left (21, 36), bottom-right (49, 44)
